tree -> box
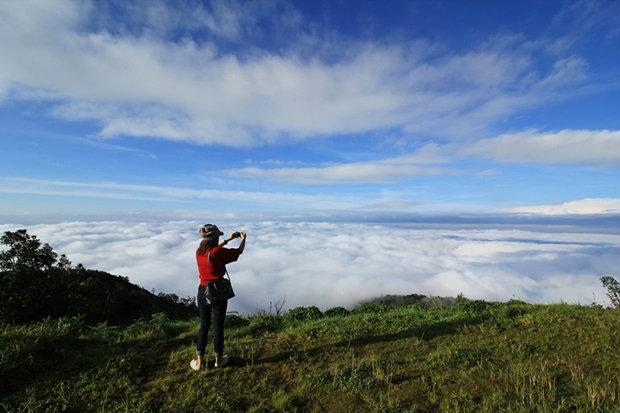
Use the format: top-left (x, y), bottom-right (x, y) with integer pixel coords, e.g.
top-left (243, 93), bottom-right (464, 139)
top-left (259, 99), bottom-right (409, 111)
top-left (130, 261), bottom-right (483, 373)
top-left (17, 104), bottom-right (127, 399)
top-left (600, 276), bottom-right (620, 309)
top-left (0, 229), bottom-right (60, 272)
top-left (56, 253), bottom-right (73, 270)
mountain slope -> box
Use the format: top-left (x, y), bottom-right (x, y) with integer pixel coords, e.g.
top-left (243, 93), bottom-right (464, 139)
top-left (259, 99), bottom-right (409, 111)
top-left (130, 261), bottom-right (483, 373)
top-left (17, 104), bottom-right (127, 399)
top-left (2, 300), bottom-right (618, 412)
top-left (0, 267), bottom-right (196, 325)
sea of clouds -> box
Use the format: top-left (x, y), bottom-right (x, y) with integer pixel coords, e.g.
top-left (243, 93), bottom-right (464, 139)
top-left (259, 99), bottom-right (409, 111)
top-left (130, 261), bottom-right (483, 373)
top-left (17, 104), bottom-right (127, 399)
top-left (1, 219), bottom-right (618, 314)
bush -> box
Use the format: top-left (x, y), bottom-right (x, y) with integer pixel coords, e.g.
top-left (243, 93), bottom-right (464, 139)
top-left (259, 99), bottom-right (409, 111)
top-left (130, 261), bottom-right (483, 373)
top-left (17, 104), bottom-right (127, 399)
top-left (225, 313), bottom-right (250, 328)
top-left (351, 303), bottom-right (390, 314)
top-left (324, 306), bottom-right (350, 317)
top-left (248, 313), bottom-right (282, 335)
top-left (506, 299), bottom-right (527, 306)
top-left (285, 306), bottom-right (323, 322)
top-left (459, 299), bottom-right (493, 314)
top-left (502, 304), bottom-right (530, 318)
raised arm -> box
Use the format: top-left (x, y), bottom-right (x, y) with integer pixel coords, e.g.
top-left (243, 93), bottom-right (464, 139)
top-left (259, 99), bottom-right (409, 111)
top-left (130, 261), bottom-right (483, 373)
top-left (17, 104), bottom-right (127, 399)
top-left (218, 231), bottom-right (246, 254)
top-left (237, 232), bottom-right (246, 254)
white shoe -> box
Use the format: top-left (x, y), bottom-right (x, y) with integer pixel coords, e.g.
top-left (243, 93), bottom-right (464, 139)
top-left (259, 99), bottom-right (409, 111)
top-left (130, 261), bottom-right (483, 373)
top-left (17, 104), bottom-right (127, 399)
top-left (215, 355), bottom-right (229, 368)
top-left (190, 359), bottom-right (204, 371)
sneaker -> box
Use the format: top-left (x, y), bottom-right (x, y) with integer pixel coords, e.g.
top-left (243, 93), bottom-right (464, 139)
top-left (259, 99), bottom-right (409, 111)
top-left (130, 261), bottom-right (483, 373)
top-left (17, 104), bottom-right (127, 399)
top-left (190, 359), bottom-right (204, 371)
top-left (214, 355), bottom-right (230, 368)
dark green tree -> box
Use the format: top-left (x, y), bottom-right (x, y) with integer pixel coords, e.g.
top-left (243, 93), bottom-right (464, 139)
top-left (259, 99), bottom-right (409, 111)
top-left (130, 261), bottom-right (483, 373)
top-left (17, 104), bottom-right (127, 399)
top-left (600, 276), bottom-right (620, 309)
top-left (0, 229), bottom-right (61, 272)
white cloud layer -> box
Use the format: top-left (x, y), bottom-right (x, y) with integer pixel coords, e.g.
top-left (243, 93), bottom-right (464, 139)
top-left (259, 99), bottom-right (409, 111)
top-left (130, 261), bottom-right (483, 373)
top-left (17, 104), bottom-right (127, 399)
top-left (0, 0), bottom-right (601, 145)
top-left (1, 220), bottom-right (617, 314)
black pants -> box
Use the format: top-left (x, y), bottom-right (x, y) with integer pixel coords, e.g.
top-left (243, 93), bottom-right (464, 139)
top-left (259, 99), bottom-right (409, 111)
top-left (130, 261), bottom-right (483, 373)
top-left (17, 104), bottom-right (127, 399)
top-left (196, 284), bottom-right (227, 356)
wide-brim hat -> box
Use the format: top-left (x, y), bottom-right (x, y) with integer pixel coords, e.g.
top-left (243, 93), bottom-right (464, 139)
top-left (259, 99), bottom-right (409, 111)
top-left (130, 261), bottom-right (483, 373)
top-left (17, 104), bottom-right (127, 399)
top-left (198, 224), bottom-right (224, 239)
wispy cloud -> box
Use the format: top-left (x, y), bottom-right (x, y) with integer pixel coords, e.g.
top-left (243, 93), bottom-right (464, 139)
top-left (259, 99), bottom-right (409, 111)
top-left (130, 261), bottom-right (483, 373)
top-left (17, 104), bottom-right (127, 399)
top-left (0, 177), bottom-right (362, 209)
top-left (232, 163), bottom-right (451, 184)
top-left (230, 129), bottom-right (619, 185)
top-left (458, 129), bottom-right (620, 165)
top-left (0, 0), bottom-right (609, 146)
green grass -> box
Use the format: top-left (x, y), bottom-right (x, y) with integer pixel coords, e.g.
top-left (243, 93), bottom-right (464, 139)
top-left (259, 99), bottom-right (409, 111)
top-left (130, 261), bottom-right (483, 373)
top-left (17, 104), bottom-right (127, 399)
top-left (1, 301), bottom-right (619, 413)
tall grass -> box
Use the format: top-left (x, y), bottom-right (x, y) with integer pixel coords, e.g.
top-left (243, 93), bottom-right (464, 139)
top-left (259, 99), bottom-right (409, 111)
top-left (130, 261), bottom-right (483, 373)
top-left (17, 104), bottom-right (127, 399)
top-left (1, 300), bottom-right (619, 413)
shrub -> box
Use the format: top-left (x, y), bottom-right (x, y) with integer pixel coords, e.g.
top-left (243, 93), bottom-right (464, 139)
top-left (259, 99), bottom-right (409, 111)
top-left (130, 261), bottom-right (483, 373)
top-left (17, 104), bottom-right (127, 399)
top-left (285, 306), bottom-right (323, 322)
top-left (324, 306), bottom-right (350, 317)
top-left (225, 313), bottom-right (250, 328)
top-left (248, 313), bottom-right (282, 335)
top-left (459, 299), bottom-right (492, 314)
top-left (351, 303), bottom-right (390, 315)
top-left (502, 304), bottom-right (530, 318)
top-left (506, 299), bottom-right (527, 306)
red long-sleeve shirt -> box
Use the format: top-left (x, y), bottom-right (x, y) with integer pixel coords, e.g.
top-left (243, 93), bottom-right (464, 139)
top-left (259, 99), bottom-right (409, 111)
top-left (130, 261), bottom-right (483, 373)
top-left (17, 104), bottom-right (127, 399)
top-left (196, 246), bottom-right (241, 285)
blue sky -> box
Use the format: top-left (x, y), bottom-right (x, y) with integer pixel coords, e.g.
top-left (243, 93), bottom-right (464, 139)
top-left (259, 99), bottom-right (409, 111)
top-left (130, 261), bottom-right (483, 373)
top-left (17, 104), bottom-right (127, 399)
top-left (1, 0), bottom-right (619, 220)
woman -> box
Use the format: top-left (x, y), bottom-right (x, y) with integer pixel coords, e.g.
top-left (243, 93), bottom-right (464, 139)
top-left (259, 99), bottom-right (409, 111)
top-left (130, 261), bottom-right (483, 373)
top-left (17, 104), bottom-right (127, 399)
top-left (191, 224), bottom-right (246, 371)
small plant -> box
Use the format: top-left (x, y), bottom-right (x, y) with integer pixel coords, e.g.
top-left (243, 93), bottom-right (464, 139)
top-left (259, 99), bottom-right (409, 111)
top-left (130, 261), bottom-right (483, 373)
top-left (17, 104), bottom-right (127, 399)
top-left (270, 297), bottom-right (287, 316)
top-left (331, 355), bottom-right (394, 392)
top-left (600, 276), bottom-right (620, 308)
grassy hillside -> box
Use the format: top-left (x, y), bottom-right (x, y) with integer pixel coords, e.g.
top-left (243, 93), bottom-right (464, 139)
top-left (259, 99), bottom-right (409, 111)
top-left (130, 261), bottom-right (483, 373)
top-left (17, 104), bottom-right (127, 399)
top-left (2, 299), bottom-right (619, 413)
